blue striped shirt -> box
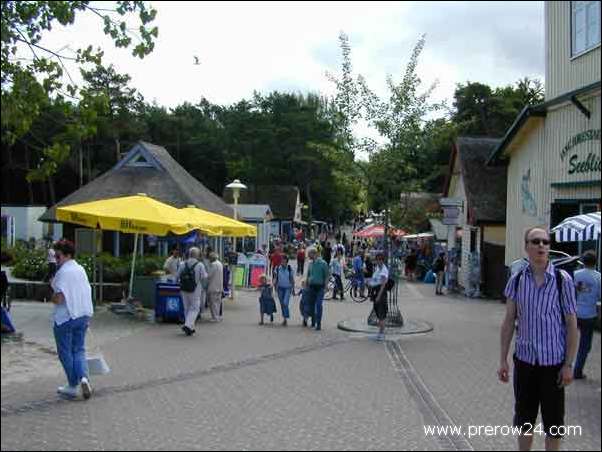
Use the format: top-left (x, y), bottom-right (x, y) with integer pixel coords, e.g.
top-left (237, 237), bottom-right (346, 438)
top-left (504, 263), bottom-right (577, 366)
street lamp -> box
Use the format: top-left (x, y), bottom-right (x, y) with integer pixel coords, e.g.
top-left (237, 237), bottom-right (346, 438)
top-left (226, 179), bottom-right (247, 300)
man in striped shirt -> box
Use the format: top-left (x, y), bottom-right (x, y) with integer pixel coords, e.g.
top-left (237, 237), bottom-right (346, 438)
top-left (498, 227), bottom-right (578, 451)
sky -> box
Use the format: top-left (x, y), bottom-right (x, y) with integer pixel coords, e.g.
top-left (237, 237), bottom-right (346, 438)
top-left (35, 1), bottom-right (546, 144)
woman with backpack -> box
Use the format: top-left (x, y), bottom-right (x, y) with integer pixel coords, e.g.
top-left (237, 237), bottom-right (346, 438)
top-left (274, 255), bottom-right (295, 326)
top-left (177, 247), bottom-right (208, 336)
top-left (368, 252), bottom-right (390, 342)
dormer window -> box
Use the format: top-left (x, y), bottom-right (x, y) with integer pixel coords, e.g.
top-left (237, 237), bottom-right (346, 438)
top-left (571, 1), bottom-right (601, 57)
top-left (126, 153), bottom-right (153, 167)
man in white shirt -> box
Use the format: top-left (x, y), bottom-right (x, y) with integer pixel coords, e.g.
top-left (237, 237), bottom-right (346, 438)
top-left (50, 240), bottom-right (94, 400)
top-left (163, 247), bottom-right (181, 282)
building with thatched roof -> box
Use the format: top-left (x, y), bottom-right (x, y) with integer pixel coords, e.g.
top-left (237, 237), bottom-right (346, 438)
top-left (40, 141), bottom-right (234, 254)
top-left (442, 137), bottom-right (507, 298)
top-left (41, 141), bottom-right (233, 222)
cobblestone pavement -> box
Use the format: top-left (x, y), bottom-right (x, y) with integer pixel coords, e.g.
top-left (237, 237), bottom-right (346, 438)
top-left (1, 280), bottom-right (600, 451)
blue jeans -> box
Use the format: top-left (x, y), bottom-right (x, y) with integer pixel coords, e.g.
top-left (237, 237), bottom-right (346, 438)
top-left (575, 318), bottom-right (596, 377)
top-left (277, 287), bottom-right (292, 319)
top-left (54, 316), bottom-right (90, 387)
top-left (309, 285), bottom-right (325, 328)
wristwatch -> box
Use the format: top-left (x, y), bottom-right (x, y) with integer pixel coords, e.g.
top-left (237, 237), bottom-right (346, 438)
top-left (564, 361), bottom-right (574, 368)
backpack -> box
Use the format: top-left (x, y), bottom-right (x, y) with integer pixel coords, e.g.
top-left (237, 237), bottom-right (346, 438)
top-left (513, 267), bottom-right (568, 322)
top-left (180, 261), bottom-right (199, 292)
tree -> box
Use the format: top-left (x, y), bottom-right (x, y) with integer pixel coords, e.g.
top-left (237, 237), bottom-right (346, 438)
top-left (326, 31), bottom-right (363, 158)
top-left (453, 78), bottom-right (544, 136)
top-left (1, 1), bottom-right (158, 186)
top-left (80, 64), bottom-right (146, 166)
top-left (361, 35), bottom-right (441, 232)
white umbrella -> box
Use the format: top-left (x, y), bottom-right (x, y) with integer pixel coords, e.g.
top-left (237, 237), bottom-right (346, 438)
top-left (551, 211), bottom-right (601, 242)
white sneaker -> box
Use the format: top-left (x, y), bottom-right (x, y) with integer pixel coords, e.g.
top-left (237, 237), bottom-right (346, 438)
top-left (80, 377), bottom-right (92, 400)
top-left (57, 385), bottom-right (78, 398)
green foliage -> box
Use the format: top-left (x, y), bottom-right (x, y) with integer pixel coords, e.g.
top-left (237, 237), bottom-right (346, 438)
top-left (453, 78), bottom-right (544, 136)
top-left (1, 240), bottom-right (21, 265)
top-left (326, 31), bottom-right (363, 157)
top-left (12, 248), bottom-right (47, 280)
top-left (91, 253), bottom-right (165, 282)
top-left (360, 35), bottom-right (441, 211)
top-left (9, 247), bottom-right (164, 283)
top-left (1, 0), bottom-right (158, 184)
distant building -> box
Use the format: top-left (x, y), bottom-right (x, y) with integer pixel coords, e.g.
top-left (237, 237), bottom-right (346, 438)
top-left (2, 205), bottom-right (62, 246)
top-left (223, 185), bottom-right (302, 242)
top-left (229, 204), bottom-right (273, 251)
top-left (443, 137), bottom-right (507, 298)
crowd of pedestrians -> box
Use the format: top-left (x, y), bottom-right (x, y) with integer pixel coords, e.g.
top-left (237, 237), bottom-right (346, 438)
top-left (24, 219), bottom-right (601, 450)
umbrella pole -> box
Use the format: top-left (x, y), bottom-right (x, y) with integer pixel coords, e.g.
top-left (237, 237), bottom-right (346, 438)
top-left (129, 233), bottom-right (139, 299)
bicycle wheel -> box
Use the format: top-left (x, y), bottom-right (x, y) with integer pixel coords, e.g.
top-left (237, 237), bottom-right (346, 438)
top-left (349, 281), bottom-right (368, 303)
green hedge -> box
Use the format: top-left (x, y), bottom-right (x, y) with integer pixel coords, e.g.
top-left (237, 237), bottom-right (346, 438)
top-left (11, 249), bottom-right (166, 283)
top-left (12, 248), bottom-right (47, 280)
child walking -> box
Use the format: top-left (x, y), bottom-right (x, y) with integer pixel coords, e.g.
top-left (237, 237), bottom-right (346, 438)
top-left (258, 275), bottom-right (277, 325)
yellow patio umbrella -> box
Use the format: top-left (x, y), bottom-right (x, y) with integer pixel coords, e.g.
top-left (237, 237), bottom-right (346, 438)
top-left (180, 206), bottom-right (257, 237)
top-left (56, 194), bottom-right (211, 236)
top-left (56, 194), bottom-right (220, 298)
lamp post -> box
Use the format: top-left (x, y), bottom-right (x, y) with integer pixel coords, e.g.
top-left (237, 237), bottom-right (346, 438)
top-left (226, 179), bottom-right (247, 300)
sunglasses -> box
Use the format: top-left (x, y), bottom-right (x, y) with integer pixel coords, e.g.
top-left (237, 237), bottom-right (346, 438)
top-left (527, 239), bottom-right (550, 246)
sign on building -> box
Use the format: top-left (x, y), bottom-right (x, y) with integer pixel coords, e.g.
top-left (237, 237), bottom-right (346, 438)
top-left (442, 207), bottom-right (461, 225)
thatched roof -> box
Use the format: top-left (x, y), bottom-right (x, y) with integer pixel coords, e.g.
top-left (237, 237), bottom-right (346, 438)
top-left (40, 141), bottom-right (233, 222)
top-left (223, 185), bottom-right (299, 220)
top-left (445, 137), bottom-right (507, 224)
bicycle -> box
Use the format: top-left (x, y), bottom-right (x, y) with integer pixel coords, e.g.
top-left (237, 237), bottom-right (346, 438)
top-left (324, 269), bottom-right (368, 303)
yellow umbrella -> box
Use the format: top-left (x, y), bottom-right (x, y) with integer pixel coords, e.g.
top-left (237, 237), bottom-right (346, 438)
top-left (56, 194), bottom-right (215, 236)
top-left (56, 194), bottom-right (219, 298)
top-left (181, 206), bottom-right (257, 237)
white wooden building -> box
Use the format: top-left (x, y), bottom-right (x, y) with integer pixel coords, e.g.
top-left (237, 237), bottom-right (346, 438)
top-left (487, 1), bottom-right (601, 265)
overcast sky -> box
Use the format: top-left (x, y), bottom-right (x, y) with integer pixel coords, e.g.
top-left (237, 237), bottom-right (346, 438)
top-left (37, 1), bottom-right (545, 142)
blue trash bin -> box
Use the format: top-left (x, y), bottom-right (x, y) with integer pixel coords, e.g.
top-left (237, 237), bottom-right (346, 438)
top-left (155, 282), bottom-right (185, 323)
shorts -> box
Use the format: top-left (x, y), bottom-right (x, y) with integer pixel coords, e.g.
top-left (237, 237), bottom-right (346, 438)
top-left (513, 356), bottom-right (565, 438)
top-left (373, 300), bottom-right (388, 320)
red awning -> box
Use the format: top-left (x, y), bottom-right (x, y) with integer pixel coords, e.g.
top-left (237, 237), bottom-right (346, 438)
top-left (353, 225), bottom-right (406, 238)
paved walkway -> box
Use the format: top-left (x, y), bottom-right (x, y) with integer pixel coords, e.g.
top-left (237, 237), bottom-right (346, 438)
top-left (1, 281), bottom-right (600, 451)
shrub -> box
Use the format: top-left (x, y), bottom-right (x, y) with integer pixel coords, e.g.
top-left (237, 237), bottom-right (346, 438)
top-left (11, 248), bottom-right (167, 283)
top-left (12, 249), bottom-right (47, 280)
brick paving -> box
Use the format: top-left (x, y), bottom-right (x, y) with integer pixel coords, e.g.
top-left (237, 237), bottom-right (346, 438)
top-left (1, 280), bottom-right (599, 451)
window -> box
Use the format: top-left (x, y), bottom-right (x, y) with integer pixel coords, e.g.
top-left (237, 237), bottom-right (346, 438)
top-left (572, 1), bottom-right (601, 57)
top-left (125, 152), bottom-right (153, 167)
